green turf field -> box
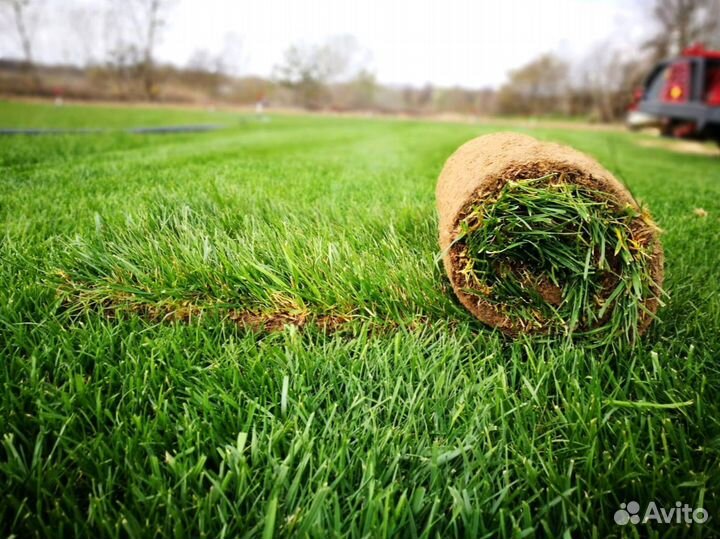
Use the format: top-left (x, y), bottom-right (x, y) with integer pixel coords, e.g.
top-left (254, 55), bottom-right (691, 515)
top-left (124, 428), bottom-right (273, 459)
top-left (1, 100), bottom-right (719, 538)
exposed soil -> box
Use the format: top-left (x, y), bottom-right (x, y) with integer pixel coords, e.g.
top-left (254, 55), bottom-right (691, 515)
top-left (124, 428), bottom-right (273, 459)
top-left (54, 279), bottom-right (421, 336)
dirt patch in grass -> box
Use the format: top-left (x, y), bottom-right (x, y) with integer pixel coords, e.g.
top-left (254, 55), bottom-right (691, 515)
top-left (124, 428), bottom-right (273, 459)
top-left (58, 291), bottom-right (353, 333)
top-left (54, 276), bottom-right (400, 335)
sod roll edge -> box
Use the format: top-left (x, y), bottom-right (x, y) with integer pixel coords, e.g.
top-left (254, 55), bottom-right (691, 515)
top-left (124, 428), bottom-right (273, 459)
top-left (437, 132), bottom-right (664, 341)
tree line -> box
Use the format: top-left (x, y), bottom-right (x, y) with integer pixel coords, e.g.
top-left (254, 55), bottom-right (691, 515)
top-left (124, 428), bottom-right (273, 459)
top-left (1, 0), bottom-right (719, 120)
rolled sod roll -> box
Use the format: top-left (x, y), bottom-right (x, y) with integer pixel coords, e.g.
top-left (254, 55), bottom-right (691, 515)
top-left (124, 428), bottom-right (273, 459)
top-left (437, 132), bottom-right (664, 340)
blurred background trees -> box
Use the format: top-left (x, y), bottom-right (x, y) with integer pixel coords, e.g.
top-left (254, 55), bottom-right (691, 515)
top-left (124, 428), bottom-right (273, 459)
top-left (496, 54), bottom-right (570, 116)
top-left (1, 0), bottom-right (40, 88)
top-left (104, 0), bottom-right (173, 99)
top-left (0, 0), bottom-right (718, 120)
top-left (273, 35), bottom-right (371, 109)
top-left (642, 0), bottom-right (720, 61)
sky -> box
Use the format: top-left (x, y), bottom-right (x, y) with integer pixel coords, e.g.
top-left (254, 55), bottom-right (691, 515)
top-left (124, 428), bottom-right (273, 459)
top-left (0, 0), bottom-right (651, 88)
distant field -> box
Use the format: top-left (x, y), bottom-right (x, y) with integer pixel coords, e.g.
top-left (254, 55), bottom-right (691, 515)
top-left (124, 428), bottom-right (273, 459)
top-left (1, 99), bottom-right (719, 538)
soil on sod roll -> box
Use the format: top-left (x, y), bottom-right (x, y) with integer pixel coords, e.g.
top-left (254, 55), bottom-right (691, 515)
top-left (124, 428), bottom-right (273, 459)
top-left (437, 132), bottom-right (664, 341)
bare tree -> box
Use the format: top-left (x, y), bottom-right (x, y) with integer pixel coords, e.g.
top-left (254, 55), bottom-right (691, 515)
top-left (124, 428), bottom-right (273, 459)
top-left (273, 44), bottom-right (328, 108)
top-left (496, 54), bottom-right (569, 116)
top-left (1, 0), bottom-right (40, 88)
top-left (137, 0), bottom-right (162, 98)
top-left (400, 84), bottom-right (434, 113)
top-left (331, 69), bottom-right (377, 110)
top-left (273, 35), bottom-right (368, 109)
top-left (576, 45), bottom-right (644, 122)
top-left (642, 0), bottom-right (720, 60)
top-left (106, 0), bottom-right (173, 100)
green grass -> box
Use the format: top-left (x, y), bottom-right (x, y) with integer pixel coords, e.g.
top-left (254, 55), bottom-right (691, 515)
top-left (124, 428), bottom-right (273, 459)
top-left (455, 175), bottom-right (660, 343)
top-left (1, 99), bottom-right (719, 538)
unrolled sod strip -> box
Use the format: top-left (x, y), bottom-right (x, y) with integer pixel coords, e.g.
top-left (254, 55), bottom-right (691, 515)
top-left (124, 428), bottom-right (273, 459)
top-left (437, 132), bottom-right (664, 340)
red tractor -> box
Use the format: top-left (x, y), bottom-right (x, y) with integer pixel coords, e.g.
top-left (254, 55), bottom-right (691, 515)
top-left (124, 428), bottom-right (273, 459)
top-left (628, 44), bottom-right (720, 142)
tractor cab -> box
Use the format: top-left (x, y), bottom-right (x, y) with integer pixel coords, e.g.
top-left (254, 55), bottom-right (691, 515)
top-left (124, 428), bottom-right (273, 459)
top-left (628, 44), bottom-right (720, 141)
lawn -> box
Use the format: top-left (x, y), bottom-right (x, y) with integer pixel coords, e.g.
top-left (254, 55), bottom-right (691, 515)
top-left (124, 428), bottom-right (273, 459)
top-left (1, 100), bottom-right (719, 538)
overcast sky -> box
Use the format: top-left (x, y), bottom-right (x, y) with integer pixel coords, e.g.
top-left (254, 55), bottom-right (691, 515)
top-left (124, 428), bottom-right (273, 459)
top-left (1, 0), bottom-right (651, 88)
